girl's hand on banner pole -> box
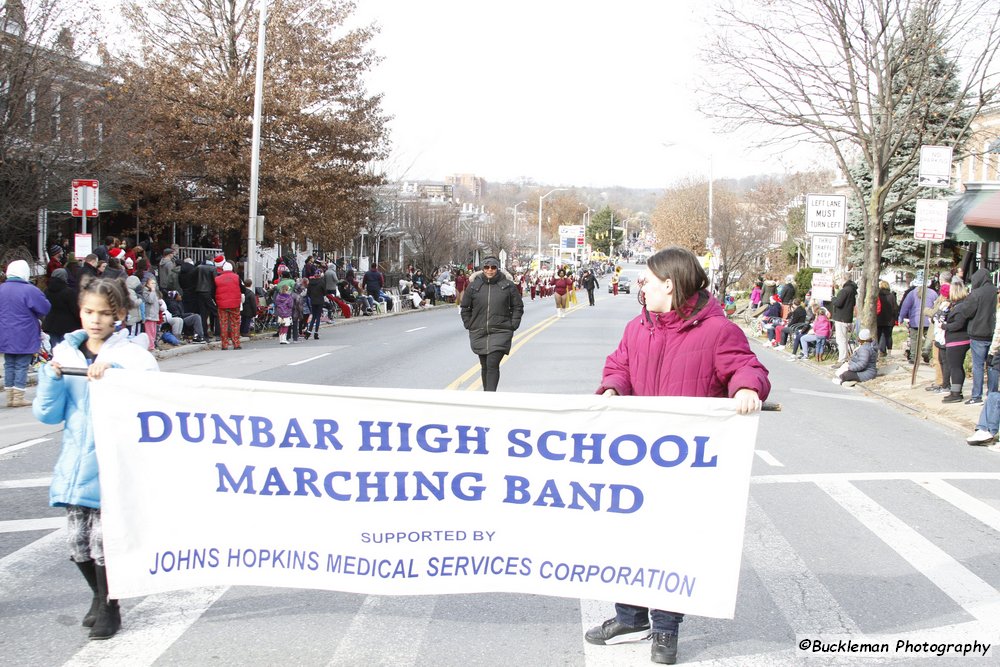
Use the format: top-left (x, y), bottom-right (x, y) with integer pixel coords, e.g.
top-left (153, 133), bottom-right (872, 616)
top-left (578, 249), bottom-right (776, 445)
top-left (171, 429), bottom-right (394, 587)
top-left (88, 362), bottom-right (113, 380)
top-left (734, 388), bottom-right (762, 414)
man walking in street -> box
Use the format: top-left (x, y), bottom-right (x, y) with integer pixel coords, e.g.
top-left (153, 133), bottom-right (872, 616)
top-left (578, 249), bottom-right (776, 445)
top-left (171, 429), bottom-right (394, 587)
top-left (582, 270), bottom-right (600, 306)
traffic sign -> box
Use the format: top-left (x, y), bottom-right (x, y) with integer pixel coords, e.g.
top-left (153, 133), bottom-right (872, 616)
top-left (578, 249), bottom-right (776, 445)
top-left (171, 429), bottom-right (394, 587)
top-left (918, 146), bottom-right (953, 189)
top-left (914, 199), bottom-right (949, 241)
top-left (805, 194), bottom-right (847, 235)
top-left (811, 272), bottom-right (834, 302)
top-left (71, 179), bottom-right (99, 217)
top-left (810, 234), bottom-right (840, 268)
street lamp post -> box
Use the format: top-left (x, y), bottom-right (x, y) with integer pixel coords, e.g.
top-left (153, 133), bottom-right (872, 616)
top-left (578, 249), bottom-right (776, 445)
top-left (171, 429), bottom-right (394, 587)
top-left (579, 203), bottom-right (593, 263)
top-left (512, 200), bottom-right (527, 258)
top-left (537, 188), bottom-right (567, 266)
top-left (246, 0), bottom-right (269, 283)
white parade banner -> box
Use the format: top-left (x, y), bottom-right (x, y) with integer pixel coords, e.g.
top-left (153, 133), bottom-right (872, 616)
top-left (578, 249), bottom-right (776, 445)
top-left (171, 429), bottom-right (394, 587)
top-left (805, 194), bottom-right (847, 235)
top-left (91, 371), bottom-right (761, 619)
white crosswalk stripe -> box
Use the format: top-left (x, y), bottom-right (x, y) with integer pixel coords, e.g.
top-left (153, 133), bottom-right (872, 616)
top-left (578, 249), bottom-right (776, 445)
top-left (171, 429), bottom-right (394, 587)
top-left (63, 587), bottom-right (229, 667)
top-left (4, 472), bottom-right (1000, 663)
top-left (817, 479), bottom-right (1000, 623)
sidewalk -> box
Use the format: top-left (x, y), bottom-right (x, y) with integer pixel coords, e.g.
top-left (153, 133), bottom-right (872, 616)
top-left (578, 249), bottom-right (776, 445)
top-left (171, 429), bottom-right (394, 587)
top-left (755, 340), bottom-right (981, 438)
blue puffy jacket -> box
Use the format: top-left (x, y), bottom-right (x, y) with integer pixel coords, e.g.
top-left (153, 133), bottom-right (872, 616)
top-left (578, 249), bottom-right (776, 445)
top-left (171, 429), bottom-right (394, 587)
top-left (0, 278), bottom-right (51, 354)
top-left (34, 329), bottom-right (158, 509)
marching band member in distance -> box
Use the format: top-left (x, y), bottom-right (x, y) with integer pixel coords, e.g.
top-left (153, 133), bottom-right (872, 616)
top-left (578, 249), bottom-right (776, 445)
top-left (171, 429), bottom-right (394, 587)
top-left (33, 277), bottom-right (159, 640)
top-left (585, 246), bottom-right (770, 665)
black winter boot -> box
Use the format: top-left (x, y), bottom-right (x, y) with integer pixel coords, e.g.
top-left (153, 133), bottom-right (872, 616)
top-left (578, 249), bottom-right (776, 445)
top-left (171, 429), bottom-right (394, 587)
top-left (89, 564), bottom-right (121, 640)
top-left (74, 560), bottom-right (100, 627)
top-left (942, 391), bottom-right (964, 404)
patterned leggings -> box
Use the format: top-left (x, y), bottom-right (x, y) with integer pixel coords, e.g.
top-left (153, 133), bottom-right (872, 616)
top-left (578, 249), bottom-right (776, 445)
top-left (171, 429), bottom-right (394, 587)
top-left (67, 505), bottom-right (105, 565)
top-left (219, 308), bottom-right (241, 349)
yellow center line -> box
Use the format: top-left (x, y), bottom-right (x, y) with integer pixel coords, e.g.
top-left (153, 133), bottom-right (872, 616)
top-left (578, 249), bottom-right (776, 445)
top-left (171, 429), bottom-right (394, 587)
top-left (446, 303), bottom-right (585, 391)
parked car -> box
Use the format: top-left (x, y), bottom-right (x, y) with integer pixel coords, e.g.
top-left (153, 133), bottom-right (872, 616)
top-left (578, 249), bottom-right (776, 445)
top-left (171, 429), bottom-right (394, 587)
top-left (609, 275), bottom-right (631, 294)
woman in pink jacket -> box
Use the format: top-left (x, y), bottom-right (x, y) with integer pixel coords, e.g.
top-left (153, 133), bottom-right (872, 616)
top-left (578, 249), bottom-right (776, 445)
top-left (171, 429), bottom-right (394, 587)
top-left (585, 246), bottom-right (770, 665)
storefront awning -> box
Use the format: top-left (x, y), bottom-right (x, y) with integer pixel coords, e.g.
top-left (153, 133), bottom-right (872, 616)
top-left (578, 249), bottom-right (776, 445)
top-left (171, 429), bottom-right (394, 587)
top-left (46, 188), bottom-right (126, 214)
top-left (947, 184), bottom-right (1000, 243)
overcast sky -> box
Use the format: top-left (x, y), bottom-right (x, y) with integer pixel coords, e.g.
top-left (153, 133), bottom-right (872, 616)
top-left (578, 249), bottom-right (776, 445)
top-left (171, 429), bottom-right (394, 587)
top-left (352, 0), bottom-right (827, 189)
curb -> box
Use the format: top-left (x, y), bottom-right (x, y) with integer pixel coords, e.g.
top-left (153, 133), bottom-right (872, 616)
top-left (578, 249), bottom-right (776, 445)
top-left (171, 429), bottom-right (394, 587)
top-left (748, 331), bottom-right (978, 437)
top-left (153, 301), bottom-right (453, 360)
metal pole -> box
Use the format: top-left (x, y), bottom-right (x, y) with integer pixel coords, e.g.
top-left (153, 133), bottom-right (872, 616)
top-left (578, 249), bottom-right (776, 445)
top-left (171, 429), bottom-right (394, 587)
top-left (609, 212), bottom-right (614, 257)
top-left (512, 200), bottom-right (525, 256)
top-left (536, 189), bottom-right (565, 266)
top-left (708, 153), bottom-right (715, 294)
top-left (910, 240), bottom-right (932, 387)
top-left (537, 198), bottom-right (544, 263)
top-left (247, 0), bottom-right (268, 282)
top-left (81, 188), bottom-right (87, 235)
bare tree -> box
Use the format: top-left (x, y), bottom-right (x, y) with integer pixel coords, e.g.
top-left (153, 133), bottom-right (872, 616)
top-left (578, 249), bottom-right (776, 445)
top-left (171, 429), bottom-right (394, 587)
top-left (704, 0), bottom-right (1000, 329)
top-left (1, 0), bottom-right (107, 249)
top-left (112, 0), bottom-right (389, 249)
top-left (722, 180), bottom-right (792, 290)
top-left (405, 202), bottom-right (459, 274)
top-left (650, 179), bottom-right (711, 253)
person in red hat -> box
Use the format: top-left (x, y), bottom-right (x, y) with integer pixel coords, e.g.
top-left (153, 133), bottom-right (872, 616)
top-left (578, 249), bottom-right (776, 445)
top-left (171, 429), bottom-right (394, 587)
top-left (213, 254), bottom-right (226, 273)
top-left (755, 294), bottom-right (784, 342)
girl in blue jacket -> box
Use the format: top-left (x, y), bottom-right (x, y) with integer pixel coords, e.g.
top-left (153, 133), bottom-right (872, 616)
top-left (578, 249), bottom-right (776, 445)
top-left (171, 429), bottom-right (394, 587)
top-left (33, 277), bottom-right (158, 640)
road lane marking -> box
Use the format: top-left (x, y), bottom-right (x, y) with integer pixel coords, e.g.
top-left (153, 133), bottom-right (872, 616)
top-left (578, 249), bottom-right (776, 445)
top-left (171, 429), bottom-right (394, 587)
top-left (0, 517), bottom-right (63, 533)
top-left (0, 528), bottom-right (66, 596)
top-left (0, 476), bottom-right (51, 488)
top-left (445, 314), bottom-right (558, 390)
top-left (405, 326), bottom-right (426, 333)
top-left (326, 595), bottom-right (436, 667)
top-left (288, 353), bottom-right (331, 366)
top-left (0, 422), bottom-right (39, 431)
top-left (63, 586), bottom-right (230, 667)
top-left (451, 305), bottom-right (586, 391)
top-left (788, 388), bottom-right (877, 402)
top-left (743, 498), bottom-right (860, 633)
top-left (817, 479), bottom-right (1000, 622)
top-left (753, 472), bottom-right (1000, 484)
top-left (754, 450), bottom-right (784, 467)
top-left (918, 477), bottom-right (1000, 533)
top-left (0, 437), bottom-right (51, 457)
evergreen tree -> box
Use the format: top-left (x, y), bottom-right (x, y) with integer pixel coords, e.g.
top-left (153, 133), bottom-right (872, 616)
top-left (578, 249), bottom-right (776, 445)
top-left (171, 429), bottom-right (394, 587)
top-left (845, 35), bottom-right (971, 274)
top-left (586, 206), bottom-right (623, 255)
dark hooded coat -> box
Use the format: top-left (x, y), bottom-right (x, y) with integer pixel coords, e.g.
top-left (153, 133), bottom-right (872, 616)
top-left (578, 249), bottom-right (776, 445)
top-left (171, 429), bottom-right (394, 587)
top-left (460, 269), bottom-right (524, 355)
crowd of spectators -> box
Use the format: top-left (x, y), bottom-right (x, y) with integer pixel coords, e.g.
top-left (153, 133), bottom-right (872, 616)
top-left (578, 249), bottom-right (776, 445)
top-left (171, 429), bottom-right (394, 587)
top-left (746, 266), bottom-right (1000, 451)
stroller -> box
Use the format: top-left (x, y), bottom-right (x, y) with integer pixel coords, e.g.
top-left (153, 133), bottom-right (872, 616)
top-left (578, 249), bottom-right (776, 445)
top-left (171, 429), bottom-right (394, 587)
top-left (31, 331), bottom-right (53, 371)
top-left (253, 302), bottom-right (277, 333)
